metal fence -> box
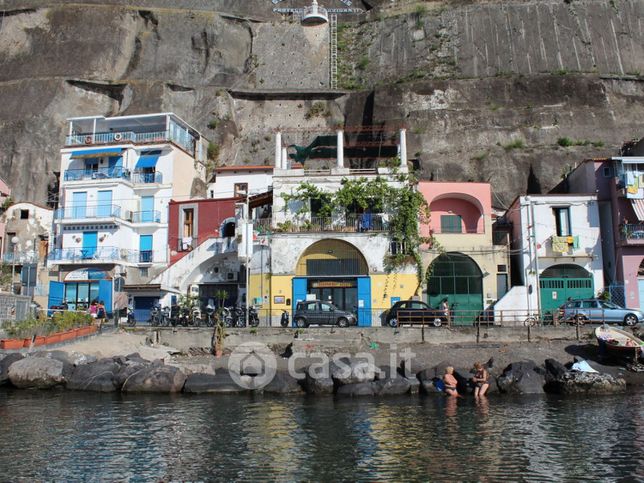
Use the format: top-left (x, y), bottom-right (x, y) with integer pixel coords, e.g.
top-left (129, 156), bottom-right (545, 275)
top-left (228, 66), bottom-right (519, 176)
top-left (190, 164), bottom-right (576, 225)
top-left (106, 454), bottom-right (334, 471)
top-left (0, 293), bottom-right (33, 326)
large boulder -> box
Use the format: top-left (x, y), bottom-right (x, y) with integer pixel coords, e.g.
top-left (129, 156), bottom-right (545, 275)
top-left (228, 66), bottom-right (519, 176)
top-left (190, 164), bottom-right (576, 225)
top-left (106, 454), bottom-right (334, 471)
top-left (67, 358), bottom-right (122, 392)
top-left (301, 365), bottom-right (335, 395)
top-left (0, 353), bottom-right (24, 385)
top-left (497, 361), bottom-right (546, 394)
top-left (183, 371), bottom-right (248, 394)
top-left (374, 376), bottom-right (411, 396)
top-left (263, 371), bottom-right (304, 395)
top-left (114, 356), bottom-right (152, 388)
top-left (552, 371), bottom-right (627, 395)
top-left (331, 358), bottom-right (379, 385)
top-left (8, 357), bottom-right (68, 389)
top-left (121, 364), bottom-right (186, 393)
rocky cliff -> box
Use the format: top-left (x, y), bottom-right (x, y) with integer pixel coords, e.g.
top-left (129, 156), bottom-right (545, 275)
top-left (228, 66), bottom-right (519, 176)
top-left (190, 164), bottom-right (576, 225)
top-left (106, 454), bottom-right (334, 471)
top-left (0, 0), bottom-right (643, 207)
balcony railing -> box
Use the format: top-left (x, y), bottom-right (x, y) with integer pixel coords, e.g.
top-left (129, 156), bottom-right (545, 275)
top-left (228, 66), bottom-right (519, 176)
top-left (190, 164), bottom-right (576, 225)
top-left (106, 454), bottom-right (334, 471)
top-left (131, 171), bottom-right (163, 184)
top-left (54, 204), bottom-right (122, 221)
top-left (130, 210), bottom-right (161, 223)
top-left (620, 223), bottom-right (644, 243)
top-left (430, 226), bottom-right (485, 234)
top-left (66, 130), bottom-right (195, 155)
top-left (257, 214), bottom-right (388, 234)
top-left (48, 246), bottom-right (154, 264)
top-left (2, 253), bottom-right (39, 264)
top-left (63, 167), bottom-right (130, 182)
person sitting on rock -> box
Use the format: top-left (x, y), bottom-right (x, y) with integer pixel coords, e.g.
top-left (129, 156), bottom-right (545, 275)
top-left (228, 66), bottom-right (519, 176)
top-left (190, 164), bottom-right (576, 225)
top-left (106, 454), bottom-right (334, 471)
top-left (443, 366), bottom-right (459, 397)
top-left (471, 361), bottom-right (490, 398)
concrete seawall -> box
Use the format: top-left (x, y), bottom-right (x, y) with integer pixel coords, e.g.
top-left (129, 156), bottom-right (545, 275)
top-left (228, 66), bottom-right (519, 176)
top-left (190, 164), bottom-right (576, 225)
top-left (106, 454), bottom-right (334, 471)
top-left (133, 325), bottom-right (597, 352)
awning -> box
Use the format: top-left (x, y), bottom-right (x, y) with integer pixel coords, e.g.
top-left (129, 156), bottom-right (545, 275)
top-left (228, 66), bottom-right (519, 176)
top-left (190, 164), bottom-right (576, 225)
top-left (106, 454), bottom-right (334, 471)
top-left (71, 147), bottom-right (123, 158)
top-left (136, 153), bottom-right (160, 169)
top-left (631, 199), bottom-right (644, 221)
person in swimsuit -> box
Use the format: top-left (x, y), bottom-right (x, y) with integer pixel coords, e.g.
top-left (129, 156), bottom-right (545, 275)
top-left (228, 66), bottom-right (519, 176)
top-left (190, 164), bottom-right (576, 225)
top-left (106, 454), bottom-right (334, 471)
top-left (443, 366), bottom-right (459, 397)
top-left (471, 361), bottom-right (490, 398)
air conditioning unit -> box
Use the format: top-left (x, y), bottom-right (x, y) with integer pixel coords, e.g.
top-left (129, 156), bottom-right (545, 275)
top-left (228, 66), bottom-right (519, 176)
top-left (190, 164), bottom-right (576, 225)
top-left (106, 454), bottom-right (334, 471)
top-left (123, 210), bottom-right (132, 222)
top-left (226, 272), bottom-right (239, 282)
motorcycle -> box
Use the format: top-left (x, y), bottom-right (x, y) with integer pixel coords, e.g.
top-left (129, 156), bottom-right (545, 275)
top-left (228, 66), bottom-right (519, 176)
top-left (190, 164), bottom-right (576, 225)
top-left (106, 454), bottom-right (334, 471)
top-left (280, 310), bottom-right (290, 328)
top-left (149, 305), bottom-right (162, 326)
top-left (205, 304), bottom-right (216, 327)
top-left (191, 306), bottom-right (204, 326)
top-left (248, 306), bottom-right (259, 327)
top-left (126, 306), bottom-right (136, 327)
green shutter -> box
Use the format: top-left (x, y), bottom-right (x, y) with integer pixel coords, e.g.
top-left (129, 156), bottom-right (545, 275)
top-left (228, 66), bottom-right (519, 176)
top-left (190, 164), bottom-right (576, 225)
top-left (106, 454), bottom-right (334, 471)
top-left (440, 215), bottom-right (462, 233)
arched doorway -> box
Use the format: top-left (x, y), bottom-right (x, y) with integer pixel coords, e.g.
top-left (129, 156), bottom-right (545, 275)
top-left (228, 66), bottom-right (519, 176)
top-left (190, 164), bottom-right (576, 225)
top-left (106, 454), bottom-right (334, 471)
top-left (539, 264), bottom-right (593, 315)
top-left (427, 253), bottom-right (483, 325)
top-left (292, 239), bottom-right (371, 325)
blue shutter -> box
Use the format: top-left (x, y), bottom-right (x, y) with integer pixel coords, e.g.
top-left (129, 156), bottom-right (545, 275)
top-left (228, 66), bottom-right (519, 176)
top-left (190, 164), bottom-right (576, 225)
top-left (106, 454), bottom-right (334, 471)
top-left (48, 281), bottom-right (65, 315)
top-left (357, 277), bottom-right (372, 327)
top-left (97, 190), bottom-right (112, 217)
top-left (139, 234), bottom-right (153, 262)
top-left (292, 277), bottom-right (308, 327)
top-left (82, 231), bottom-right (97, 258)
top-left (141, 196), bottom-right (154, 222)
top-left (72, 191), bottom-right (87, 219)
top-left (98, 280), bottom-right (113, 316)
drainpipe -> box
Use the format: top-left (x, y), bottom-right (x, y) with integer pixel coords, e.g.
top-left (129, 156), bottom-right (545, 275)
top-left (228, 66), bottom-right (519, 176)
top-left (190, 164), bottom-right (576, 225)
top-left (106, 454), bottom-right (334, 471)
top-left (530, 198), bottom-right (542, 318)
top-left (399, 128), bottom-right (407, 168)
top-left (275, 131), bottom-right (282, 169)
top-left (524, 197), bottom-right (533, 316)
top-left (281, 147), bottom-right (288, 170)
top-left (337, 129), bottom-right (344, 168)
top-left (92, 118), bottom-right (97, 143)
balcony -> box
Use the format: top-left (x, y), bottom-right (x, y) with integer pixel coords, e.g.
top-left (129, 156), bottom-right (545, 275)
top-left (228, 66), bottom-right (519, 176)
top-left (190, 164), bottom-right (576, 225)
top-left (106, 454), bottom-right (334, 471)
top-left (258, 214), bottom-right (389, 234)
top-left (131, 170), bottom-right (163, 184)
top-left (54, 204), bottom-right (122, 222)
top-left (63, 167), bottom-right (130, 182)
top-left (130, 210), bottom-right (161, 223)
top-left (65, 129), bottom-right (194, 155)
top-left (2, 253), bottom-right (38, 264)
top-left (620, 223), bottom-right (644, 245)
top-left (543, 235), bottom-right (586, 257)
top-left (48, 246), bottom-right (154, 264)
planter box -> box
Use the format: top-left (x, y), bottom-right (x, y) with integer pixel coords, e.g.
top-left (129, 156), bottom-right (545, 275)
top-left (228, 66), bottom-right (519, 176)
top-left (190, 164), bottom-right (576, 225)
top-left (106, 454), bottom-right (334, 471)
top-left (59, 330), bottom-right (76, 342)
top-left (45, 333), bottom-right (62, 345)
top-left (0, 339), bottom-right (24, 350)
top-left (23, 338), bottom-right (32, 348)
top-left (33, 336), bottom-right (46, 346)
top-left (77, 326), bottom-right (93, 337)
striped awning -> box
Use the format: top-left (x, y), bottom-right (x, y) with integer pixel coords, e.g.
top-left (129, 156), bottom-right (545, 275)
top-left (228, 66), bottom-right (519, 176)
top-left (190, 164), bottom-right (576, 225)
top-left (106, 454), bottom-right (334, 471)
top-left (631, 199), bottom-right (644, 221)
top-left (71, 147), bottom-right (123, 158)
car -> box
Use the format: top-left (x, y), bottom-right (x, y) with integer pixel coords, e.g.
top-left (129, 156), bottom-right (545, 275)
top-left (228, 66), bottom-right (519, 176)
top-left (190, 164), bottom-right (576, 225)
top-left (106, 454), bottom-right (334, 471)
top-left (293, 300), bottom-right (357, 328)
top-left (559, 298), bottom-right (644, 326)
top-left (384, 300), bottom-right (448, 327)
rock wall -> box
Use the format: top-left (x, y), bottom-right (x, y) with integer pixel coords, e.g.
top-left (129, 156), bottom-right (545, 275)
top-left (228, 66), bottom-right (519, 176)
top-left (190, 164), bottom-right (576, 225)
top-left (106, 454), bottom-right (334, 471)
top-left (0, 0), bottom-right (643, 206)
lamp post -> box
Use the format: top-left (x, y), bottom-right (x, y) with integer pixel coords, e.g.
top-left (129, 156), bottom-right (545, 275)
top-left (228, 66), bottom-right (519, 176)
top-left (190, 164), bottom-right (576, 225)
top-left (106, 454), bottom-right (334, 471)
top-left (10, 236), bottom-right (19, 294)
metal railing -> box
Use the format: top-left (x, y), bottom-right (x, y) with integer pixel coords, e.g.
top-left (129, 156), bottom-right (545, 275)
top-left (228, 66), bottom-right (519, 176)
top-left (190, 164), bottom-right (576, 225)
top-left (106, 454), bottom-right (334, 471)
top-left (131, 171), bottom-right (163, 184)
top-left (259, 214), bottom-right (389, 233)
top-left (620, 223), bottom-right (644, 241)
top-left (48, 246), bottom-right (152, 264)
top-left (430, 225), bottom-right (486, 235)
top-left (2, 253), bottom-right (39, 264)
top-left (66, 130), bottom-right (195, 155)
top-left (130, 210), bottom-right (161, 223)
top-left (54, 204), bottom-right (122, 220)
top-left (63, 167), bottom-right (130, 182)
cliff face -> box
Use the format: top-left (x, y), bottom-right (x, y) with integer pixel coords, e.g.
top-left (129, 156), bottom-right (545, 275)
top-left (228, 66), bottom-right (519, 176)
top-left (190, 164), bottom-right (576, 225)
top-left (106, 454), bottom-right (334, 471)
top-left (0, 0), bottom-right (643, 206)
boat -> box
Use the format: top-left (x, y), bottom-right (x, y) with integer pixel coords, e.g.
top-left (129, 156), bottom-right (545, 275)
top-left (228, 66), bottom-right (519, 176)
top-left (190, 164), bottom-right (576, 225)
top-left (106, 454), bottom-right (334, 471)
top-left (595, 326), bottom-right (644, 360)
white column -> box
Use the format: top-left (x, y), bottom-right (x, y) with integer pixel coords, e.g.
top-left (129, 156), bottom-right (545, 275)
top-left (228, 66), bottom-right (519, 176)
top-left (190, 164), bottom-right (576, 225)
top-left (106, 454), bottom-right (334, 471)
top-left (337, 129), bottom-right (344, 168)
top-left (92, 118), bottom-right (97, 143)
top-left (399, 128), bottom-right (407, 167)
top-left (275, 132), bottom-right (282, 169)
top-left (281, 147), bottom-right (288, 169)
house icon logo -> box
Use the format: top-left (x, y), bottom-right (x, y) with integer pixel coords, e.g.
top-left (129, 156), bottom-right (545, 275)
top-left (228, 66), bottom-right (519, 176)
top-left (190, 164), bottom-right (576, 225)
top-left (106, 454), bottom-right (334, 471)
top-left (228, 342), bottom-right (277, 390)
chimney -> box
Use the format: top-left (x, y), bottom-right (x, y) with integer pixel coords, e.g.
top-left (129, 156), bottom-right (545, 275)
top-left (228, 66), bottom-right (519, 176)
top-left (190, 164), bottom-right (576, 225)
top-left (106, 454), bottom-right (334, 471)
top-left (275, 131), bottom-right (282, 169)
top-left (399, 128), bottom-right (407, 168)
top-left (281, 147), bottom-right (288, 169)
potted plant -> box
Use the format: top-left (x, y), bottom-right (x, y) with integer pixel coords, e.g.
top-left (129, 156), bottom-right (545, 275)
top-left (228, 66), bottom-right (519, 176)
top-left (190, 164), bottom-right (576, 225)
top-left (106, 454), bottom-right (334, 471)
top-left (0, 339), bottom-right (24, 350)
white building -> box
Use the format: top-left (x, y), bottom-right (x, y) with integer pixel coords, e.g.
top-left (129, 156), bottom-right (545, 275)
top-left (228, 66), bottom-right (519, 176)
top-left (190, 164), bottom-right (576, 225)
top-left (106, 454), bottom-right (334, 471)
top-left (495, 194), bottom-right (604, 322)
top-left (208, 165), bottom-right (273, 199)
top-left (47, 113), bottom-right (208, 317)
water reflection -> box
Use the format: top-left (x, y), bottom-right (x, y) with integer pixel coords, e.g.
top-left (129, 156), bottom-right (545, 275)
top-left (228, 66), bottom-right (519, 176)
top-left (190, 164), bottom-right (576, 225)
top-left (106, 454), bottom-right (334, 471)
top-left (0, 389), bottom-right (641, 481)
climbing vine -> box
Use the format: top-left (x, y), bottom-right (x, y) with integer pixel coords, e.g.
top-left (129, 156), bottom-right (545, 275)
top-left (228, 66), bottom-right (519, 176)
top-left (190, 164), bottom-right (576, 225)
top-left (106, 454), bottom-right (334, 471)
top-left (281, 176), bottom-right (434, 288)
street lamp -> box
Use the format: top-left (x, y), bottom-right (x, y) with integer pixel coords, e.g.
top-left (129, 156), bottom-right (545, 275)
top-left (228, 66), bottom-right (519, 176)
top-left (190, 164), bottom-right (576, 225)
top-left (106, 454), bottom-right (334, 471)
top-left (10, 236), bottom-right (19, 294)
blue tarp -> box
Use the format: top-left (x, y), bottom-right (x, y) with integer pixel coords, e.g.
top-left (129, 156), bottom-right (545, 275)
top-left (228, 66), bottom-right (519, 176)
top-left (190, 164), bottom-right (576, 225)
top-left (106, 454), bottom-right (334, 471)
top-left (71, 148), bottom-right (123, 157)
top-left (136, 154), bottom-right (160, 168)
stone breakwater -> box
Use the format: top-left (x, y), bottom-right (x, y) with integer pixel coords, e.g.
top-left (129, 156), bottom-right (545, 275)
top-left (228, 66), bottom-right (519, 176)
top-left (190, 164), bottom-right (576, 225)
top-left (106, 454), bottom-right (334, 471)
top-left (0, 348), bottom-right (637, 397)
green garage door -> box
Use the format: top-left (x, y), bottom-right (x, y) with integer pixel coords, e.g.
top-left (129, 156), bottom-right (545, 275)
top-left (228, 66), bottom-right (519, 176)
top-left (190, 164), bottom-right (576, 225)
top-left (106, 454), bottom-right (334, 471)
top-left (427, 253), bottom-right (483, 325)
top-left (539, 264), bottom-right (594, 316)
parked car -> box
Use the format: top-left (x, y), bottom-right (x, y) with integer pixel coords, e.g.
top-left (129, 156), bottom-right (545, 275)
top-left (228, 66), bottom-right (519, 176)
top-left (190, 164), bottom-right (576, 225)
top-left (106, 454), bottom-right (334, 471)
top-left (293, 300), bottom-right (357, 328)
top-left (384, 300), bottom-right (448, 327)
top-left (559, 298), bottom-right (644, 326)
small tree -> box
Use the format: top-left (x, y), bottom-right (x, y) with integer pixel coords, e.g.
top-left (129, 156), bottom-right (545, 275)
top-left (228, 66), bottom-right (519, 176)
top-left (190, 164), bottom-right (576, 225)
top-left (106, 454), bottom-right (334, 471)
top-left (213, 289), bottom-right (229, 356)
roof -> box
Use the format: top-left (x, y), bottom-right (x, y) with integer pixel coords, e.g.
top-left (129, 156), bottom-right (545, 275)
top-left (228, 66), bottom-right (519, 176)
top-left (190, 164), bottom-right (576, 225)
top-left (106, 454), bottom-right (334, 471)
top-left (215, 165), bottom-right (274, 173)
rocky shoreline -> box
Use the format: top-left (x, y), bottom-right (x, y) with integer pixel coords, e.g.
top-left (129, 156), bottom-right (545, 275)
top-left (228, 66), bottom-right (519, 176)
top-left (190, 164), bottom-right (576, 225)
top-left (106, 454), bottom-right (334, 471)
top-left (1, 344), bottom-right (641, 398)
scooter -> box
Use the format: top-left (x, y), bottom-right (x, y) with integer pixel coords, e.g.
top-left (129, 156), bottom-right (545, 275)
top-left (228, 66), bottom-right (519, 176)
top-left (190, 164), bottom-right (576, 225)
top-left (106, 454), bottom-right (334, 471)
top-left (126, 306), bottom-right (136, 327)
top-left (280, 310), bottom-right (290, 328)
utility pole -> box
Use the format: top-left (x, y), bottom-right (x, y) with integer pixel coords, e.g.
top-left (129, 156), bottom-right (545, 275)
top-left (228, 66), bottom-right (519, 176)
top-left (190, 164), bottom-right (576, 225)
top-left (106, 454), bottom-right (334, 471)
top-left (245, 191), bottom-right (251, 326)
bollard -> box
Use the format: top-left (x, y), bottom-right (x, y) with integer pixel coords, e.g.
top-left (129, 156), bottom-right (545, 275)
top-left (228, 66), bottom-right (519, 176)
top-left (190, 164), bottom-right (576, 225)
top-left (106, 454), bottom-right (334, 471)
top-left (576, 322), bottom-right (580, 341)
top-left (527, 323), bottom-right (531, 343)
top-left (476, 321), bottom-right (480, 344)
top-left (421, 322), bottom-right (425, 343)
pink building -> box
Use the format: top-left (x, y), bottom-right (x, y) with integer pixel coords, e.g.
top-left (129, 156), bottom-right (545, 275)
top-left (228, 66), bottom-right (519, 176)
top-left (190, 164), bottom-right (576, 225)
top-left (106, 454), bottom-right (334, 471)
top-left (0, 176), bottom-right (11, 259)
top-left (417, 181), bottom-right (509, 324)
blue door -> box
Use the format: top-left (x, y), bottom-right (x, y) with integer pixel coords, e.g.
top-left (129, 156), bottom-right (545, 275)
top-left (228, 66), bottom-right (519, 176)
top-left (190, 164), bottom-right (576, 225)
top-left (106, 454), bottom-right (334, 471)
top-left (98, 279), bottom-right (113, 316)
top-left (292, 277), bottom-right (308, 327)
top-left (97, 190), bottom-right (112, 217)
top-left (82, 231), bottom-right (97, 259)
top-left (139, 234), bottom-right (153, 263)
top-left (141, 196), bottom-right (154, 222)
top-left (72, 191), bottom-right (87, 219)
top-left (357, 277), bottom-right (372, 326)
top-left (108, 156), bottom-right (122, 176)
top-left (134, 296), bottom-right (158, 323)
top-left (48, 281), bottom-right (65, 315)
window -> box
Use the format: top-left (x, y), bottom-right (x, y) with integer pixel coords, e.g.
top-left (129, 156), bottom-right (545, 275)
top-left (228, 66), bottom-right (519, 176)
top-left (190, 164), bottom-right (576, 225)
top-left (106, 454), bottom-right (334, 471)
top-left (497, 264), bottom-right (507, 273)
top-left (20, 210), bottom-right (29, 220)
top-left (603, 166), bottom-right (613, 178)
top-left (183, 209), bottom-right (194, 238)
top-left (553, 207), bottom-right (572, 236)
top-left (440, 215), bottom-right (463, 233)
top-left (304, 302), bottom-right (317, 311)
top-left (234, 183), bottom-right (248, 197)
top-left (410, 302), bottom-right (428, 309)
top-left (320, 303), bottom-right (332, 312)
